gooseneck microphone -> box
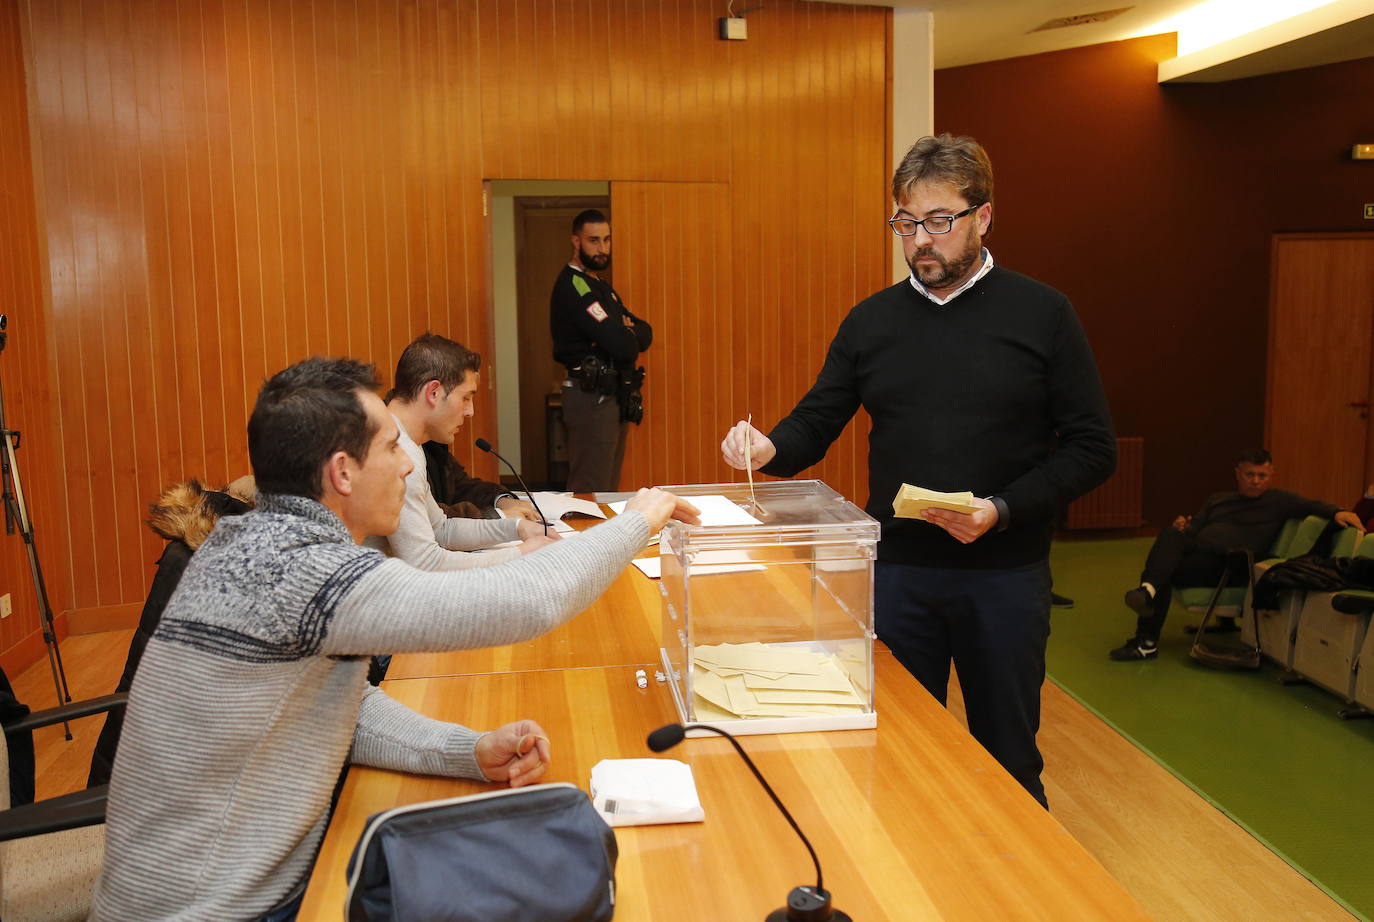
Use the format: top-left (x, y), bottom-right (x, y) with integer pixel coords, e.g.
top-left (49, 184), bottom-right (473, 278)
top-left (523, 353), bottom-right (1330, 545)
top-left (474, 438), bottom-right (549, 536)
top-left (647, 723), bottom-right (852, 922)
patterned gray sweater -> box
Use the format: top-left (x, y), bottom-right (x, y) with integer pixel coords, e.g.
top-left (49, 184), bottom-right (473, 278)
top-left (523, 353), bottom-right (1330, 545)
top-left (90, 493), bottom-right (649, 921)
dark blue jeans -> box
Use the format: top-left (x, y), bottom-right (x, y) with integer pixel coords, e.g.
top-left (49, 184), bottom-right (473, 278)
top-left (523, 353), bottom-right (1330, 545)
top-left (876, 559), bottom-right (1052, 807)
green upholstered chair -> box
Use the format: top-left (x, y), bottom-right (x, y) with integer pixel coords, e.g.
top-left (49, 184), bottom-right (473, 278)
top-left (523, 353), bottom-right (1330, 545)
top-left (1247, 524), bottom-right (1361, 669)
top-left (1341, 563), bottom-right (1374, 720)
top-left (1188, 517), bottom-right (1330, 669)
top-left (1176, 516), bottom-right (1319, 616)
top-left (1291, 533), bottom-right (1374, 707)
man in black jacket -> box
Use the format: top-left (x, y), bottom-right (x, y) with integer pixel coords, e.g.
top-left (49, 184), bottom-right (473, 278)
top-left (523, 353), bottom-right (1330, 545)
top-left (421, 440), bottom-right (539, 521)
top-left (721, 134), bottom-right (1115, 807)
top-left (1111, 448), bottom-right (1364, 661)
top-left (549, 209), bottom-right (652, 492)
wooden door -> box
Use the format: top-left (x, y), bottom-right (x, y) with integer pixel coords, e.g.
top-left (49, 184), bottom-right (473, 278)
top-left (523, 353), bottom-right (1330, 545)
top-left (1266, 233), bottom-right (1374, 503)
top-left (514, 196), bottom-right (610, 488)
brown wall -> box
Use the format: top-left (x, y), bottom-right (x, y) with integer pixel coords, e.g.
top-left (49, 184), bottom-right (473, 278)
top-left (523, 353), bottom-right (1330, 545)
top-left (936, 35), bottom-right (1374, 525)
top-left (0, 0), bottom-right (69, 679)
top-left (6, 0), bottom-right (890, 656)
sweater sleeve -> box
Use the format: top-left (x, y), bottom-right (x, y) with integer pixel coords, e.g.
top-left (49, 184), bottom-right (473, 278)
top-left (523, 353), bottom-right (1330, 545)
top-left (1186, 493), bottom-right (1225, 535)
top-left (995, 299), bottom-right (1117, 527)
top-left (624, 307), bottom-right (653, 352)
top-left (760, 317), bottom-right (862, 478)
top-left (349, 684), bottom-right (486, 779)
top-left (387, 461), bottom-right (522, 571)
top-left (1284, 490), bottom-right (1340, 520)
top-left (323, 511), bottom-right (651, 655)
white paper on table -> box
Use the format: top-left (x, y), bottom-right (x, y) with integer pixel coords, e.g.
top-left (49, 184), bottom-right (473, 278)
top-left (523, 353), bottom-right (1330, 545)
top-left (630, 557), bottom-right (765, 580)
top-left (611, 495), bottom-right (761, 527)
top-left (590, 759), bottom-right (705, 827)
top-left (684, 495), bottom-right (763, 526)
top-left (530, 492), bottom-right (608, 520)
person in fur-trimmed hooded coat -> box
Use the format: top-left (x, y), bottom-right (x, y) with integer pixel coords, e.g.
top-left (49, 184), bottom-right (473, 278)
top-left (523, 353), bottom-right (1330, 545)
top-left (86, 480), bottom-right (253, 787)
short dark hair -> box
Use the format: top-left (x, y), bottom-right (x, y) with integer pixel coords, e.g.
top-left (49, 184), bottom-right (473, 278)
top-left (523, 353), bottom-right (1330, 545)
top-left (892, 133), bottom-right (994, 209)
top-left (572, 209), bottom-right (609, 234)
top-left (248, 357), bottom-right (381, 499)
top-left (1237, 448), bottom-right (1272, 466)
top-left (390, 333), bottom-right (481, 403)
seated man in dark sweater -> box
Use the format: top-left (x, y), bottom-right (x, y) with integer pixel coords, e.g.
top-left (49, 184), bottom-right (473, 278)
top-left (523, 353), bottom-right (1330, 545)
top-left (1111, 448), bottom-right (1364, 661)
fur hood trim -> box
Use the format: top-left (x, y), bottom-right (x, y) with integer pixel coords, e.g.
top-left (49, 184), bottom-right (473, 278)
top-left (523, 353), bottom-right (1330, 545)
top-left (148, 480), bottom-right (254, 550)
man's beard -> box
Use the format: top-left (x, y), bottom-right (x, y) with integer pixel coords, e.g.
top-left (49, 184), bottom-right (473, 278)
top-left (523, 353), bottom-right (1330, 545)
top-left (580, 247), bottom-right (610, 271)
top-left (906, 231), bottom-right (980, 291)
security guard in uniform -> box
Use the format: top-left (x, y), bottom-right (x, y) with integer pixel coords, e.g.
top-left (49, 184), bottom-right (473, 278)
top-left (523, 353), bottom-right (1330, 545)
top-left (549, 209), bottom-right (652, 492)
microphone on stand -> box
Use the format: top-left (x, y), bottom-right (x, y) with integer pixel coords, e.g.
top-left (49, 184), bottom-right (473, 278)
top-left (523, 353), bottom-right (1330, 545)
top-left (475, 438), bottom-right (550, 536)
top-left (647, 723), bottom-right (852, 922)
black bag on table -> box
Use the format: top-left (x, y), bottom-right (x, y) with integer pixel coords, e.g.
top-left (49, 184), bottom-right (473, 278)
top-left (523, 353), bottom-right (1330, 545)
top-left (345, 782), bottom-right (617, 922)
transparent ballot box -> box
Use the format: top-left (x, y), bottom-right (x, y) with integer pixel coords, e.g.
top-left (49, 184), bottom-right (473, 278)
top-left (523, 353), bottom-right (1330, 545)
top-left (658, 480), bottom-right (879, 736)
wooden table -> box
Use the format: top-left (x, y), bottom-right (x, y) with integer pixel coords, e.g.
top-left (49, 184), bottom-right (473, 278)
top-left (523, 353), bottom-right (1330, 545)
top-left (383, 547), bottom-right (665, 679)
top-left (299, 608), bottom-right (1149, 920)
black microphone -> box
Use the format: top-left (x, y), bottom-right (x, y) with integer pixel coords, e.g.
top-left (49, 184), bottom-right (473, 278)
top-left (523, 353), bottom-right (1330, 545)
top-left (475, 438), bottom-right (550, 536)
top-left (648, 722), bottom-right (852, 922)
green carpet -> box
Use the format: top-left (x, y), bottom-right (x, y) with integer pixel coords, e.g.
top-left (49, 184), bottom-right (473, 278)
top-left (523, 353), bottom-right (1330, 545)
top-left (1048, 537), bottom-right (1374, 922)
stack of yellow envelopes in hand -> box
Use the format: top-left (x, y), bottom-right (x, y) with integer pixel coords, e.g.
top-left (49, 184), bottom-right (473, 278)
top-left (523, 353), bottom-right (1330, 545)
top-left (892, 483), bottom-right (979, 517)
top-left (690, 642), bottom-right (866, 720)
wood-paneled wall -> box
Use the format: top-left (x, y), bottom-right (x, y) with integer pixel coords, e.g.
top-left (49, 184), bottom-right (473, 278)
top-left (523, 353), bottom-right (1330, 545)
top-left (0, 0), bottom-right (69, 672)
top-left (12, 0), bottom-right (891, 648)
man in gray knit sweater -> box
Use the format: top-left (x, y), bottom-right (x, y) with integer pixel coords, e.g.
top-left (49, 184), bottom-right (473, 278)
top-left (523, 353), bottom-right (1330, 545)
top-left (91, 357), bottom-right (697, 922)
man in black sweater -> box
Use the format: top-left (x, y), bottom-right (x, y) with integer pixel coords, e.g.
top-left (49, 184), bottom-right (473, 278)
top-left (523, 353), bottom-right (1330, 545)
top-left (549, 209), bottom-right (653, 492)
top-left (1112, 448), bottom-right (1364, 660)
top-left (721, 134), bottom-right (1115, 807)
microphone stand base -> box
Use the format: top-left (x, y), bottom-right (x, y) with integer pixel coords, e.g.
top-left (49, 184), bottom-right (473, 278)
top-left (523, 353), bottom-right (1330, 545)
top-left (764, 910), bottom-right (852, 922)
top-left (765, 886), bottom-right (852, 921)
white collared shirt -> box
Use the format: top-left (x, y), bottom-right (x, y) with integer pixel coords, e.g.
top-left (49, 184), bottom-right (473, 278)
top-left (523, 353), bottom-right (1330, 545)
top-left (908, 248), bottom-right (994, 306)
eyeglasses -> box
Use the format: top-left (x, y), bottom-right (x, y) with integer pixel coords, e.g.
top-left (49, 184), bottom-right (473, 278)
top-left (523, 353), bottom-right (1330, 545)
top-left (888, 204), bottom-right (981, 237)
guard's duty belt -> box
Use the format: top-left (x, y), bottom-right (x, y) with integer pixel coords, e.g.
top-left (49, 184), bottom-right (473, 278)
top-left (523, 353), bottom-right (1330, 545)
top-left (569, 356), bottom-right (646, 425)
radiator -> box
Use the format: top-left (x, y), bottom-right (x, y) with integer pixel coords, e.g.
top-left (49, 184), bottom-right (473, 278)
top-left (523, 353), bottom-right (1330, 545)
top-left (1065, 437), bottom-right (1143, 529)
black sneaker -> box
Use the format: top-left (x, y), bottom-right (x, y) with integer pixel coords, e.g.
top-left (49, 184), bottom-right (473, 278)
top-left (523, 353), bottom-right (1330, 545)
top-left (1123, 587), bottom-right (1153, 618)
top-left (1109, 637), bottom-right (1158, 661)
top-left (1050, 592), bottom-right (1075, 609)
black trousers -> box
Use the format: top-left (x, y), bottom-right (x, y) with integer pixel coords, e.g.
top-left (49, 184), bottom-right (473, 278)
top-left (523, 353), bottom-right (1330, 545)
top-left (875, 559), bottom-right (1052, 807)
top-left (1134, 529), bottom-right (1248, 641)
